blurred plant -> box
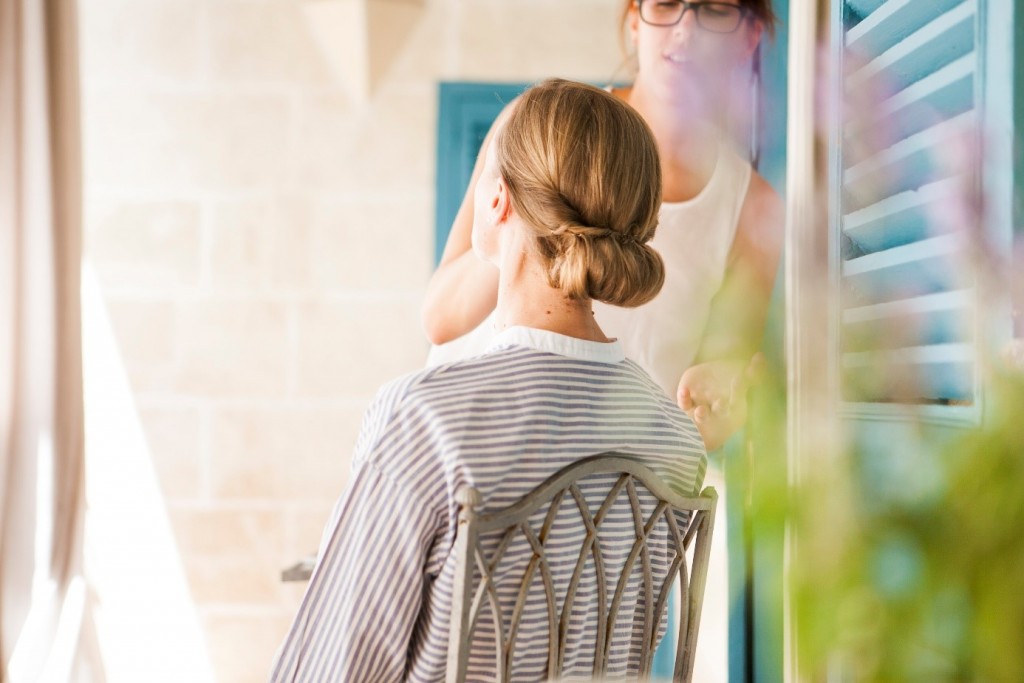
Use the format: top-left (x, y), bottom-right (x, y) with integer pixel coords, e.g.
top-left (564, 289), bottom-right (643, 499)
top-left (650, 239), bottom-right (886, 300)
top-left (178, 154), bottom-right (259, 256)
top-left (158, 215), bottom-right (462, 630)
top-left (769, 6), bottom-right (1024, 678)
top-left (778, 361), bottom-right (1024, 682)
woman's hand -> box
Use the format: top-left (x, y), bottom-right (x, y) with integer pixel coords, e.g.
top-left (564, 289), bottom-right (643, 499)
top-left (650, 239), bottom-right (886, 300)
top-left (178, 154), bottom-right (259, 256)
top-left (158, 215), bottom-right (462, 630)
top-left (677, 354), bottom-right (764, 451)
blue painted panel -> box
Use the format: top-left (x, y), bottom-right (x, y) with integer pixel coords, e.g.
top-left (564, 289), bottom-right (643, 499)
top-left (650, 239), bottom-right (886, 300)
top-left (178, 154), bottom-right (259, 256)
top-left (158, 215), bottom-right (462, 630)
top-left (434, 82), bottom-right (530, 265)
top-left (1016, 0), bottom-right (1024, 283)
top-left (735, 1), bottom-right (788, 681)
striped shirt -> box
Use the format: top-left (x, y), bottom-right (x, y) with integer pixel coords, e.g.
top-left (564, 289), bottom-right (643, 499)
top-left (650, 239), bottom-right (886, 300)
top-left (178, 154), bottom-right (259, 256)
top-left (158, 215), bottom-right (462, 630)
top-left (270, 326), bottom-right (707, 682)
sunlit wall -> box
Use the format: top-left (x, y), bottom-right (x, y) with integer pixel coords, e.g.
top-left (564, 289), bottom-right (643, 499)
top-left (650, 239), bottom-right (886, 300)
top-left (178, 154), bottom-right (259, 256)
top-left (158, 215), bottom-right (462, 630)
top-left (77, 0), bottom-right (627, 680)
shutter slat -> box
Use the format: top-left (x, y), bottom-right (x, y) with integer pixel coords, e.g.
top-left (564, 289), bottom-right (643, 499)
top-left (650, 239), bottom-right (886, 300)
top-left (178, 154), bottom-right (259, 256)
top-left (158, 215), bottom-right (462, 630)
top-left (843, 113), bottom-right (973, 209)
top-left (846, 1), bottom-right (974, 98)
top-left (842, 346), bottom-right (973, 402)
top-left (843, 176), bottom-right (964, 253)
top-left (842, 343), bottom-right (973, 367)
top-left (842, 236), bottom-right (968, 308)
top-left (846, 0), bottom-right (968, 67)
top-left (843, 344), bottom-right (970, 403)
top-left (847, 0), bottom-right (889, 24)
top-left (842, 292), bottom-right (973, 352)
top-left (846, 54), bottom-right (974, 145)
top-left (844, 310), bottom-right (970, 351)
top-left (842, 289), bottom-right (971, 323)
top-left (842, 234), bottom-right (960, 276)
top-left (841, 361), bottom-right (973, 402)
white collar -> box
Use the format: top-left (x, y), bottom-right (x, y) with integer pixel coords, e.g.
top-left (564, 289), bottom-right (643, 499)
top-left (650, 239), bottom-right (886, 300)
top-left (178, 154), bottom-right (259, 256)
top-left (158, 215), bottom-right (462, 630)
top-left (486, 326), bottom-right (625, 364)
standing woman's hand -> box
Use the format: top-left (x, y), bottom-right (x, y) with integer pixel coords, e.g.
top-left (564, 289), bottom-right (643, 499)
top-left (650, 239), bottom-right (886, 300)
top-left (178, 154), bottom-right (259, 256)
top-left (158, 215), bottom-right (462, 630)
top-left (677, 353), bottom-right (765, 451)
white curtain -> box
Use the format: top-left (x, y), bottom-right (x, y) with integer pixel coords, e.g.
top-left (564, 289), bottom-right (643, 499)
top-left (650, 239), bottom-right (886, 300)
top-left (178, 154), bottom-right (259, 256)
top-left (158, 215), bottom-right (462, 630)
top-left (0, 0), bottom-right (94, 680)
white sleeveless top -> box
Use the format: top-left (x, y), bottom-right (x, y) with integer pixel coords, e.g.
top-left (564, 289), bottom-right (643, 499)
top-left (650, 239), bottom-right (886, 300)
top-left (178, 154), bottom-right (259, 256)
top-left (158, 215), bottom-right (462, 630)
top-left (592, 140), bottom-right (751, 396)
top-left (427, 138), bottom-right (752, 399)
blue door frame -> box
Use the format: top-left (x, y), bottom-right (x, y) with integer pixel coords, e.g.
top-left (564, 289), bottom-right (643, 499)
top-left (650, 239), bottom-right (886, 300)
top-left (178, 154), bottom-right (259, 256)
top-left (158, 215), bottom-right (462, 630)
top-left (730, 2), bottom-right (788, 680)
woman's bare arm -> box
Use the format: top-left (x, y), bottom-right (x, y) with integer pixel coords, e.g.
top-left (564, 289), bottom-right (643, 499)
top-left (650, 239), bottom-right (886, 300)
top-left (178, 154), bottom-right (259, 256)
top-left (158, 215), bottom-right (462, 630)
top-left (696, 171), bottom-right (784, 364)
top-left (678, 172), bottom-right (784, 450)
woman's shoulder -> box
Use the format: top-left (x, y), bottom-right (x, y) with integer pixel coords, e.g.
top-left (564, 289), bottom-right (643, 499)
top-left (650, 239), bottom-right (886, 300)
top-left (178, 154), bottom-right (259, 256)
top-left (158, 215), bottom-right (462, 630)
top-left (726, 168), bottom-right (784, 273)
top-left (737, 169), bottom-right (784, 237)
top-left (714, 137), bottom-right (756, 188)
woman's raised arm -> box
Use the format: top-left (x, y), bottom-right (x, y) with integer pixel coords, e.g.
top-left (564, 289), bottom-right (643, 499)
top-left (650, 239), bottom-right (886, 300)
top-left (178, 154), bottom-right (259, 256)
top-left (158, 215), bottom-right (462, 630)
top-left (678, 171), bottom-right (784, 450)
top-left (421, 102), bottom-right (516, 345)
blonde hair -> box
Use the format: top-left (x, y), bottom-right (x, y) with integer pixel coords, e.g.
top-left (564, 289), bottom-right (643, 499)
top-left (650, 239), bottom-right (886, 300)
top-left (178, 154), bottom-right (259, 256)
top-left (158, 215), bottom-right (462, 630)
top-left (495, 79), bottom-right (664, 308)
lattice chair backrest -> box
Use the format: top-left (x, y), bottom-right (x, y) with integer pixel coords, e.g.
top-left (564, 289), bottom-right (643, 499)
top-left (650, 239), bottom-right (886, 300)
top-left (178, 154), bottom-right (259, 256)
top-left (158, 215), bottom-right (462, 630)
top-left (445, 454), bottom-right (717, 683)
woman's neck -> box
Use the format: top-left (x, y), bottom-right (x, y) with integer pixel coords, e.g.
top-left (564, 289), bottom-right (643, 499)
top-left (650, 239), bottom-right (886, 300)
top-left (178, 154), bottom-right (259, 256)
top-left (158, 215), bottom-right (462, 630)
top-left (623, 82), bottom-right (722, 203)
top-left (491, 251), bottom-right (610, 343)
top-left (625, 79), bottom-right (722, 156)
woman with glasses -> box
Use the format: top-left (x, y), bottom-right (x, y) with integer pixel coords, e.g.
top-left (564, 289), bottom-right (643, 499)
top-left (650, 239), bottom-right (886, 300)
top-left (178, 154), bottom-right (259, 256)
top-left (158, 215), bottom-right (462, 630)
top-left (422, 2), bottom-right (783, 680)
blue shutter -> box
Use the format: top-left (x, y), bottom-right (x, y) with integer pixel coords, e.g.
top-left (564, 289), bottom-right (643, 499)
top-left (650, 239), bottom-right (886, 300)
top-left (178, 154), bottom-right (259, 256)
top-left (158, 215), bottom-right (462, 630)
top-left (838, 0), bottom-right (982, 414)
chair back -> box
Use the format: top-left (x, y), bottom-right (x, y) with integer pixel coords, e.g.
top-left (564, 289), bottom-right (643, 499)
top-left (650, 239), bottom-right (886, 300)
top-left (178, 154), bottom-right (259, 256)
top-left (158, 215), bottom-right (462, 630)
top-left (446, 454), bottom-right (717, 682)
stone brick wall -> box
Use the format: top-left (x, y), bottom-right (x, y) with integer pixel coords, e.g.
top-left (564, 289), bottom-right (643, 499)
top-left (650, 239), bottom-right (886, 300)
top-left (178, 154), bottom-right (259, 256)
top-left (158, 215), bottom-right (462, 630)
top-left (79, 1), bottom-right (623, 679)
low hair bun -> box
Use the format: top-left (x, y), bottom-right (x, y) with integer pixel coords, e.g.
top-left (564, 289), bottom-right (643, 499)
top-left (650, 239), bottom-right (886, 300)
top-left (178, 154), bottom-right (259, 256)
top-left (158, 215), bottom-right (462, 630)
top-left (496, 79), bottom-right (665, 307)
top-left (549, 230), bottom-right (665, 308)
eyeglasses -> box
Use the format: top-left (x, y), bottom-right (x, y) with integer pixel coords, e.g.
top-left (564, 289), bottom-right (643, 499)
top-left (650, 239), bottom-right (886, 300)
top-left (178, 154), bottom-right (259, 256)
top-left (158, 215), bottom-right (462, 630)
top-left (637, 0), bottom-right (749, 33)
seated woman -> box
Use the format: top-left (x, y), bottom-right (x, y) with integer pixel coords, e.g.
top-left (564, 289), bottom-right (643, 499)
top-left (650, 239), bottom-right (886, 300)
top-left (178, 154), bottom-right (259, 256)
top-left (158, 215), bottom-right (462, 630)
top-left (269, 78), bottom-right (707, 682)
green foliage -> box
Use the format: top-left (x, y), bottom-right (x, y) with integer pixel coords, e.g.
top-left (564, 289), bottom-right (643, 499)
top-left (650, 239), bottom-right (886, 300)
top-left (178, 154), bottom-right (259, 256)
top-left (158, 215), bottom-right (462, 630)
top-left (787, 370), bottom-right (1024, 682)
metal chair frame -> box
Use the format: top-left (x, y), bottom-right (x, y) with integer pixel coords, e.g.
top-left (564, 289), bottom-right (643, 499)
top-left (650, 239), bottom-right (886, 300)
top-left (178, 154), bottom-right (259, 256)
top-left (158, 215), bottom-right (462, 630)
top-left (446, 454), bottom-right (717, 682)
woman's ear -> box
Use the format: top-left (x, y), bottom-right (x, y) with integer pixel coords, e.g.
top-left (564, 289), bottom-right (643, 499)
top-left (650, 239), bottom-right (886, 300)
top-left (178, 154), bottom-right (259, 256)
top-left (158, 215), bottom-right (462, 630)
top-left (491, 177), bottom-right (512, 225)
top-left (740, 18), bottom-right (764, 62)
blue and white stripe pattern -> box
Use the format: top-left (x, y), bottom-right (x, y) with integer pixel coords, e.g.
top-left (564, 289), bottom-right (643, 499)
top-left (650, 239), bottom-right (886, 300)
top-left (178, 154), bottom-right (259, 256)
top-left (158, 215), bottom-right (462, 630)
top-left (270, 326), bottom-right (707, 682)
